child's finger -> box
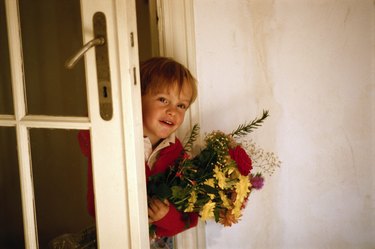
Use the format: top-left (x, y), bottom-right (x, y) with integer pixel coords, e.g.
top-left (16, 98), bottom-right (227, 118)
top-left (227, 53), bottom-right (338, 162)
top-left (148, 206), bottom-right (156, 222)
top-left (147, 198), bottom-right (170, 223)
top-left (150, 198), bottom-right (160, 208)
top-left (148, 201), bottom-right (159, 213)
top-left (152, 198), bottom-right (169, 208)
top-left (148, 199), bottom-right (165, 214)
top-left (163, 199), bottom-right (170, 206)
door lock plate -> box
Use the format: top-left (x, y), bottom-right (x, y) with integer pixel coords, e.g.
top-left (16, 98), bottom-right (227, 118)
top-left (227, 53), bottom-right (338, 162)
top-left (93, 12), bottom-right (112, 121)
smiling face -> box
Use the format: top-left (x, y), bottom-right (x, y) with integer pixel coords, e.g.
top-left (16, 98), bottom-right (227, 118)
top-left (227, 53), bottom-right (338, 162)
top-left (142, 82), bottom-right (193, 146)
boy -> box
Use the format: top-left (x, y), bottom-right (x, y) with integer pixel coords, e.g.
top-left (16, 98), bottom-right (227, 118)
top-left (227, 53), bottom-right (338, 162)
top-left (78, 57), bottom-right (198, 239)
top-left (141, 57), bottom-right (198, 238)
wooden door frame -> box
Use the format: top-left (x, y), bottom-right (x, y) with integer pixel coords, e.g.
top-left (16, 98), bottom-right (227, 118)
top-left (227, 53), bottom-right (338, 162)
top-left (156, 1), bottom-right (206, 248)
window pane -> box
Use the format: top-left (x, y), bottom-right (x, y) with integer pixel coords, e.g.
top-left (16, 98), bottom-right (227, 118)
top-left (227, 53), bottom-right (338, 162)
top-left (19, 0), bottom-right (88, 117)
top-left (0, 127), bottom-right (25, 249)
top-left (30, 129), bottom-right (95, 248)
top-left (0, 0), bottom-right (14, 115)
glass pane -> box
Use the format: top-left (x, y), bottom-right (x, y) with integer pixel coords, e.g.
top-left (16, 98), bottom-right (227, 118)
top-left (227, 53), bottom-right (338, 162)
top-left (19, 0), bottom-right (88, 117)
top-left (0, 127), bottom-right (25, 249)
top-left (30, 129), bottom-right (95, 249)
top-left (0, 0), bottom-right (14, 115)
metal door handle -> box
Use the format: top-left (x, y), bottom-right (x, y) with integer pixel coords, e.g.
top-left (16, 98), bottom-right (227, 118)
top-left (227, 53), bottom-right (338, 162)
top-left (65, 37), bottom-right (105, 69)
top-left (66, 12), bottom-right (113, 121)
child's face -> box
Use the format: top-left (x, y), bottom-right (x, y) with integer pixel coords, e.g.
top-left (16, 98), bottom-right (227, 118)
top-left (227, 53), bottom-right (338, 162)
top-left (142, 82), bottom-right (193, 146)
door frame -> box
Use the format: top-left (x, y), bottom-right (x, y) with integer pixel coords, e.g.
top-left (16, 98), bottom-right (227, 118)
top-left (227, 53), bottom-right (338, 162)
top-left (156, 1), bottom-right (206, 248)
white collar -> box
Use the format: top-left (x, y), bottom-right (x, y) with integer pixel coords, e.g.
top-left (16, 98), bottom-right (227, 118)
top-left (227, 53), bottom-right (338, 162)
top-left (144, 134), bottom-right (176, 168)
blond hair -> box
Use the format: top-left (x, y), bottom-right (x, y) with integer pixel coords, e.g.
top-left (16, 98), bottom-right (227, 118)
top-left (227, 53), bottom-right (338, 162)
top-left (140, 57), bottom-right (198, 104)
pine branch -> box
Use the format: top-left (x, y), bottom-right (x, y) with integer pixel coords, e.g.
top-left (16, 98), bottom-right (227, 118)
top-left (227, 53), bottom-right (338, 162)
top-left (230, 110), bottom-right (269, 138)
top-left (183, 123), bottom-right (200, 152)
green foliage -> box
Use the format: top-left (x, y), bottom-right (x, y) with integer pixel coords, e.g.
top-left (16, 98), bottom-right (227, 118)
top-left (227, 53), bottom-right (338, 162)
top-left (148, 174), bottom-right (172, 199)
top-left (230, 110), bottom-right (269, 138)
top-left (183, 124), bottom-right (200, 152)
top-left (214, 208), bottom-right (220, 222)
top-left (171, 186), bottom-right (190, 199)
top-left (200, 184), bottom-right (217, 194)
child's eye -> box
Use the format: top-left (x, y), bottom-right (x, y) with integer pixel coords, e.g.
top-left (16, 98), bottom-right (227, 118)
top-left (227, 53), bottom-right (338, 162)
top-left (158, 97), bottom-right (168, 104)
top-left (177, 104), bottom-right (187, 110)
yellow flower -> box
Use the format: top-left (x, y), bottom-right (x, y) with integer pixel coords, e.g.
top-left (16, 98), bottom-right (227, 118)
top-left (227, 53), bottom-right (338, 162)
top-left (219, 191), bottom-right (231, 209)
top-left (219, 210), bottom-right (238, 227)
top-left (231, 175), bottom-right (251, 218)
top-left (228, 166), bottom-right (240, 179)
top-left (184, 190), bottom-right (197, 212)
top-left (213, 166), bottom-right (227, 189)
top-left (204, 178), bottom-right (215, 187)
top-left (231, 205), bottom-right (242, 219)
top-left (185, 205), bottom-right (194, 212)
top-left (200, 201), bottom-right (216, 220)
top-left (235, 175), bottom-right (251, 204)
top-left (227, 167), bottom-right (234, 175)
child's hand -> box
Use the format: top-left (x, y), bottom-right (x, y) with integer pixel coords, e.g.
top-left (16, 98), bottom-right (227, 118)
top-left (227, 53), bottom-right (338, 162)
top-left (148, 198), bottom-right (170, 223)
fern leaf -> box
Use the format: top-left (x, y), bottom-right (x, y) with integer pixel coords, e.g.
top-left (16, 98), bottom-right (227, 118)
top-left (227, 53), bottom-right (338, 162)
top-left (183, 124), bottom-right (200, 152)
top-left (230, 110), bottom-right (269, 138)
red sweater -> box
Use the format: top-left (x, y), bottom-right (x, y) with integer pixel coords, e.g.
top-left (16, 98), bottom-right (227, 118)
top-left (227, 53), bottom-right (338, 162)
top-left (77, 131), bottom-right (198, 237)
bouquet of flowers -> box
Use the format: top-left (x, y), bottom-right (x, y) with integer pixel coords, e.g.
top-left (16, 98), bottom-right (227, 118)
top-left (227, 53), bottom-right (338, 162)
top-left (148, 110), bottom-right (280, 227)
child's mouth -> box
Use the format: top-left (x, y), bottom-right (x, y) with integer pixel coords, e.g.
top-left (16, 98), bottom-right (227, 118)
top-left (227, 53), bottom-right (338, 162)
top-left (161, 120), bottom-right (173, 126)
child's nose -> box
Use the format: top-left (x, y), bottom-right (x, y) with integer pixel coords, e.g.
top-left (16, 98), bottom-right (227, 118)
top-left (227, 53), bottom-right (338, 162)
top-left (166, 106), bottom-right (177, 115)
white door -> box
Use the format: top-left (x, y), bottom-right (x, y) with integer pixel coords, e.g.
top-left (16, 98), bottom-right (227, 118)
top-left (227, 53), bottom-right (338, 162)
top-left (0, 0), bottom-right (148, 248)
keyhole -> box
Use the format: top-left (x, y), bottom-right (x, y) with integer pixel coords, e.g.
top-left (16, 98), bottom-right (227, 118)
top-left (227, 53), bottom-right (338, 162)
top-left (103, 86), bottom-right (108, 98)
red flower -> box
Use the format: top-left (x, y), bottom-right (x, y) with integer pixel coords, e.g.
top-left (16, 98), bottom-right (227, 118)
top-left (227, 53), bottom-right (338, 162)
top-left (229, 146), bottom-right (252, 175)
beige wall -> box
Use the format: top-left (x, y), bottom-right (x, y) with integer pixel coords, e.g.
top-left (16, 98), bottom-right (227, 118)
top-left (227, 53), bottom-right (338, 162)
top-left (194, 0), bottom-right (374, 248)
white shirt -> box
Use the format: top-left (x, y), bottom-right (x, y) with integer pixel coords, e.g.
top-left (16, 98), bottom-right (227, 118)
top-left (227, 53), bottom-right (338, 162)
top-left (144, 133), bottom-right (176, 169)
